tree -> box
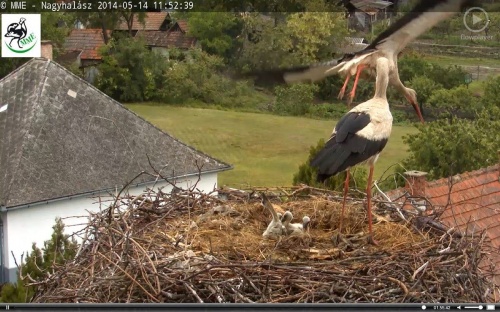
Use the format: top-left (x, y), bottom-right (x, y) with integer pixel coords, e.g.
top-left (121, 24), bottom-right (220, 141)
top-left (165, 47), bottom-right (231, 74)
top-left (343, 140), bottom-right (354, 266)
top-left (427, 64), bottom-right (467, 90)
top-left (237, 13), bottom-right (294, 72)
top-left (428, 85), bottom-right (478, 117)
top-left (409, 75), bottom-right (443, 115)
top-left (398, 52), bottom-right (431, 84)
top-left (286, 12), bottom-right (348, 63)
top-left (0, 218), bottom-right (78, 303)
top-left (293, 138), bottom-right (367, 192)
top-left (96, 37), bottom-right (165, 102)
top-left (184, 13), bottom-right (243, 59)
top-left (237, 10), bottom-right (348, 72)
top-left (402, 108), bottom-right (500, 180)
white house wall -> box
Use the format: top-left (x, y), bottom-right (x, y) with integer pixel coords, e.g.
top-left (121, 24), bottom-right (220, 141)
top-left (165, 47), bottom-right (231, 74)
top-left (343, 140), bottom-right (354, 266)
top-left (4, 172), bottom-right (218, 282)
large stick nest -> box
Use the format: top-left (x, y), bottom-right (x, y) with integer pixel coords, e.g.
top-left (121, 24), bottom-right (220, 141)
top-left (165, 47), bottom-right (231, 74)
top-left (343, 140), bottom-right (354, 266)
top-left (30, 185), bottom-right (496, 303)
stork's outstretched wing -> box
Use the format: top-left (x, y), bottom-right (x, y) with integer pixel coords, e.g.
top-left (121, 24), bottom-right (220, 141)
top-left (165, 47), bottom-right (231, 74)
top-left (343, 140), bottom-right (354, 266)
top-left (241, 0), bottom-right (474, 84)
top-left (366, 0), bottom-right (474, 55)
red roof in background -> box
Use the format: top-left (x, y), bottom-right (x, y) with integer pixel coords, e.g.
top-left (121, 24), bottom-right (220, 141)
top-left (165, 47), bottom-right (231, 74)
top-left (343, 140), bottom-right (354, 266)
top-left (136, 30), bottom-right (196, 49)
top-left (175, 20), bottom-right (189, 33)
top-left (63, 29), bottom-right (110, 60)
top-left (116, 12), bottom-right (169, 31)
top-left (386, 164), bottom-right (500, 288)
top-left (429, 165), bottom-right (500, 243)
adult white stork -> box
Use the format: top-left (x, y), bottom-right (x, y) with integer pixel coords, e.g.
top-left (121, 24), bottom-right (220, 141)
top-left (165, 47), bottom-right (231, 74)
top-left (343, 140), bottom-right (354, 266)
top-left (247, 0), bottom-right (474, 124)
top-left (310, 56), bottom-right (392, 245)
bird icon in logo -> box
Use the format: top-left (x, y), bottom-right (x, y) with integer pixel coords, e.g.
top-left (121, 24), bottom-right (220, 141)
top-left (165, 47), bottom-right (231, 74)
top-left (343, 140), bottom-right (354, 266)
top-left (4, 18), bottom-right (28, 49)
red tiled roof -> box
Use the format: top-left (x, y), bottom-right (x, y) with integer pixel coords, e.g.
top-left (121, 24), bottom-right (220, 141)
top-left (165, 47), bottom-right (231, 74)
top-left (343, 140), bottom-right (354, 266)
top-left (63, 29), bottom-right (110, 60)
top-left (176, 20), bottom-right (189, 33)
top-left (136, 30), bottom-right (196, 49)
top-left (116, 12), bottom-right (169, 31)
top-left (386, 164), bottom-right (500, 288)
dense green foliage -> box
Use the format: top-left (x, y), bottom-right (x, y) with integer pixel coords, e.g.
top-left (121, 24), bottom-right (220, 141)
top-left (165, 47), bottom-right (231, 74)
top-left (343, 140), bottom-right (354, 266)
top-left (96, 37), bottom-right (162, 102)
top-left (403, 108), bottom-right (500, 180)
top-left (293, 138), bottom-right (367, 192)
top-left (428, 86), bottom-right (478, 117)
top-left (0, 218), bottom-right (78, 303)
top-left (273, 84), bottom-right (318, 116)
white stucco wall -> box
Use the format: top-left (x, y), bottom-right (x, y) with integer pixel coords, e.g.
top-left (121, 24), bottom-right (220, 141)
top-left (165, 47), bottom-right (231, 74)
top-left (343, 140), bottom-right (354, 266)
top-left (4, 172), bottom-right (218, 281)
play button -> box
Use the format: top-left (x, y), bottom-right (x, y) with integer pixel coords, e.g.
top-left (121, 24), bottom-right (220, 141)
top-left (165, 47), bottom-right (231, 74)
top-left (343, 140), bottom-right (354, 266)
top-left (464, 7), bottom-right (489, 33)
top-left (472, 14), bottom-right (483, 25)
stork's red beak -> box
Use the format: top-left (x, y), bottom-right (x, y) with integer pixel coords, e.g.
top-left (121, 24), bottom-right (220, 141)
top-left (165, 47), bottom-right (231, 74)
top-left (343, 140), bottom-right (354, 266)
top-left (412, 102), bottom-right (425, 124)
top-left (405, 95), bottom-right (425, 124)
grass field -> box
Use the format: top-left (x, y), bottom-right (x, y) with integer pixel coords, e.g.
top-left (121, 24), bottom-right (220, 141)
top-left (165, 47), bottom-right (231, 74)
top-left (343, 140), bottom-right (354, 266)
top-left (127, 105), bottom-right (419, 188)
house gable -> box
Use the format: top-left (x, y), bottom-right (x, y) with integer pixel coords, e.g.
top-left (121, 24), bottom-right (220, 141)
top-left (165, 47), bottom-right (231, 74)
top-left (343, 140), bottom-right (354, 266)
top-left (63, 29), bottom-right (110, 61)
top-left (115, 12), bottom-right (171, 31)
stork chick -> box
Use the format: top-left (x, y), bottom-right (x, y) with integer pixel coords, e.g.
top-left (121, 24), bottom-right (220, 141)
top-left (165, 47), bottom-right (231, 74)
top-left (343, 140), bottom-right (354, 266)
top-left (261, 193), bottom-right (284, 239)
top-left (281, 211), bottom-right (311, 236)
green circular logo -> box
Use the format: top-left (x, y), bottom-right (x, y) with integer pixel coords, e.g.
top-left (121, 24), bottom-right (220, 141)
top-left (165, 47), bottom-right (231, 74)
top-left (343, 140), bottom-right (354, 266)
top-left (4, 17), bottom-right (38, 54)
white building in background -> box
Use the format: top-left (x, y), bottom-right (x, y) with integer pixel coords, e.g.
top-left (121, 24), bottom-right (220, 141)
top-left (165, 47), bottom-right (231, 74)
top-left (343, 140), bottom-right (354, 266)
top-left (0, 58), bottom-right (232, 282)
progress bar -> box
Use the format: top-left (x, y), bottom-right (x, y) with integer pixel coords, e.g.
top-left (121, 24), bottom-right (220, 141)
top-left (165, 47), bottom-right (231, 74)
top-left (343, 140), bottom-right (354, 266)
top-left (0, 303), bottom-right (496, 311)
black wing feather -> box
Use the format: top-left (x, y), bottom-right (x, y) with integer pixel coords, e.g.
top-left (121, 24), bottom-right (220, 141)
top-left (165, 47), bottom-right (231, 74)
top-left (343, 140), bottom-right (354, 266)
top-left (310, 112), bottom-right (388, 182)
top-left (334, 112), bottom-right (371, 143)
top-left (240, 65), bottom-right (312, 85)
top-left (362, 0), bottom-right (474, 55)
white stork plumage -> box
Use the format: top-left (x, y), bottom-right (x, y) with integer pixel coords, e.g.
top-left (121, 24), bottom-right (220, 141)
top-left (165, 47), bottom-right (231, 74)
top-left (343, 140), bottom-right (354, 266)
top-left (310, 56), bottom-right (392, 245)
top-left (247, 0), bottom-right (474, 124)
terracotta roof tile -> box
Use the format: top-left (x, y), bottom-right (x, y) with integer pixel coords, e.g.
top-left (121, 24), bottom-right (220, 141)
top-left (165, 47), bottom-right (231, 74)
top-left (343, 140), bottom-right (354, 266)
top-left (116, 12), bottom-right (169, 31)
top-left (176, 20), bottom-right (189, 33)
top-left (135, 30), bottom-right (196, 49)
top-left (63, 29), bottom-right (110, 60)
top-left (385, 164), bottom-right (500, 284)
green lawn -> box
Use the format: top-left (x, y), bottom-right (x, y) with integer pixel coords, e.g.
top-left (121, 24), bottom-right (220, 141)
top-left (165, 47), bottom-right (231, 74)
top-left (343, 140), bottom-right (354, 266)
top-left (127, 105), bottom-right (419, 188)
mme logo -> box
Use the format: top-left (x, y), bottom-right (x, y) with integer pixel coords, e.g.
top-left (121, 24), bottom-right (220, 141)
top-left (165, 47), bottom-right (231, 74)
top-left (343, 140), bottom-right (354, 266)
top-left (2, 14), bottom-right (41, 58)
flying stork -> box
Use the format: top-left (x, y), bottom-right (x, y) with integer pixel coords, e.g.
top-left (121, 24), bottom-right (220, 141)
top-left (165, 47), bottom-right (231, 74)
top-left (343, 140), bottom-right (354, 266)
top-left (310, 56), bottom-right (392, 245)
top-left (246, 0), bottom-right (474, 124)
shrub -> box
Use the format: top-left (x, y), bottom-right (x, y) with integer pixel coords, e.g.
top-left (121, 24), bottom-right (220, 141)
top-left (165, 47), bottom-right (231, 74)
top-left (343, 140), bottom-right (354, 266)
top-left (293, 138), bottom-right (367, 192)
top-left (428, 85), bottom-right (478, 117)
top-left (427, 64), bottom-right (467, 90)
top-left (0, 218), bottom-right (78, 303)
top-left (398, 52), bottom-right (431, 83)
top-left (315, 76), bottom-right (345, 101)
top-left (409, 75), bottom-right (443, 105)
top-left (273, 83), bottom-right (318, 116)
top-left (483, 75), bottom-right (500, 108)
top-left (402, 108), bottom-right (500, 180)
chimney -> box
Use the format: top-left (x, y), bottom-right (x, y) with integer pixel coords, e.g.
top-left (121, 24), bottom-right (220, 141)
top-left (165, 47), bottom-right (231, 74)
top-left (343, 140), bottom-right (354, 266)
top-left (41, 40), bottom-right (53, 60)
top-left (404, 170), bottom-right (428, 197)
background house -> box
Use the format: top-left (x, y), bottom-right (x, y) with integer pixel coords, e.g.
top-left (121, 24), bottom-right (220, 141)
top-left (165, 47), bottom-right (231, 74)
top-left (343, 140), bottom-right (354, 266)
top-left (114, 12), bottom-right (172, 35)
top-left (0, 57), bottom-right (231, 283)
top-left (136, 20), bottom-right (198, 57)
top-left (385, 153), bottom-right (500, 297)
top-left (57, 29), bottom-right (111, 83)
top-left (347, 0), bottom-right (393, 31)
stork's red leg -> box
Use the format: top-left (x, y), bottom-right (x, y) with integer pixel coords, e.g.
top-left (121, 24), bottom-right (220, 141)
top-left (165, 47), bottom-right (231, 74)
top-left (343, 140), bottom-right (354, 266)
top-left (348, 64), bottom-right (366, 107)
top-left (338, 73), bottom-right (351, 100)
top-left (366, 165), bottom-right (378, 245)
top-left (339, 169), bottom-right (350, 234)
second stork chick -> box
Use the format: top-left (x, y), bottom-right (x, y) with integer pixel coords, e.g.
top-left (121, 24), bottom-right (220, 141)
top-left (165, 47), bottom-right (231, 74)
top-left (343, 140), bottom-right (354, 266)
top-left (281, 211), bottom-right (311, 236)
